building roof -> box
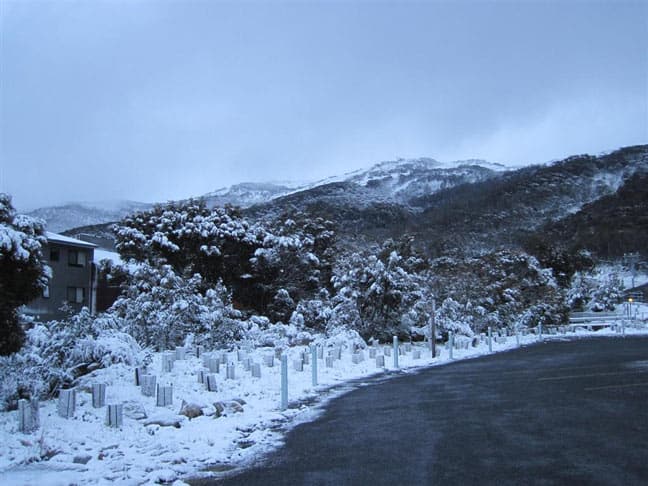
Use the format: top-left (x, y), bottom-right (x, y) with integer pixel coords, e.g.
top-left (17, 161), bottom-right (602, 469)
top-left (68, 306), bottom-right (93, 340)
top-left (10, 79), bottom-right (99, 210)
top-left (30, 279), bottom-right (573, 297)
top-left (46, 232), bottom-right (98, 249)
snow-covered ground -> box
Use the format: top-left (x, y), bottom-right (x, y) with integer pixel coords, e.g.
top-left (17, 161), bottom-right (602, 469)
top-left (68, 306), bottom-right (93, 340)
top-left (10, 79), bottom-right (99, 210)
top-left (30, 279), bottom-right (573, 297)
top-left (593, 264), bottom-right (648, 292)
top-left (2, 315), bottom-right (647, 486)
top-left (623, 273), bottom-right (648, 292)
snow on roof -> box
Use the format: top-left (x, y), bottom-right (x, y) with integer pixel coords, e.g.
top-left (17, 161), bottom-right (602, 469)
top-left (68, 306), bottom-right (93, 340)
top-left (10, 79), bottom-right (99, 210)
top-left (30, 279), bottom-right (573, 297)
top-left (93, 249), bottom-right (123, 265)
top-left (45, 232), bottom-right (98, 249)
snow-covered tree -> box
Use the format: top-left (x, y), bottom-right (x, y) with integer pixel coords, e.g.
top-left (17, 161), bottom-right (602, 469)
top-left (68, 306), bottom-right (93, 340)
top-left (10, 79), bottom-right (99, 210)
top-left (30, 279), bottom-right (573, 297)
top-left (0, 194), bottom-right (50, 355)
top-left (428, 250), bottom-right (566, 332)
top-left (114, 200), bottom-right (265, 308)
top-left (589, 272), bottom-right (624, 311)
top-left (331, 241), bottom-right (430, 341)
top-left (250, 214), bottom-right (336, 319)
top-left (289, 290), bottom-right (333, 331)
top-left (435, 298), bottom-right (477, 338)
top-left (115, 202), bottom-right (338, 320)
top-left (110, 263), bottom-right (244, 350)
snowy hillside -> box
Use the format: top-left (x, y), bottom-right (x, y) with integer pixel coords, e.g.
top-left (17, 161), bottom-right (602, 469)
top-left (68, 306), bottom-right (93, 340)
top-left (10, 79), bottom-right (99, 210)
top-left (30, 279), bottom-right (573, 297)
top-left (3, 325), bottom-right (647, 484)
top-left (344, 158), bottom-right (500, 206)
top-left (281, 157), bottom-right (502, 207)
top-left (27, 158), bottom-right (502, 232)
top-left (201, 182), bottom-right (300, 209)
top-left (200, 157), bottom-right (503, 209)
top-left (27, 201), bottom-right (152, 233)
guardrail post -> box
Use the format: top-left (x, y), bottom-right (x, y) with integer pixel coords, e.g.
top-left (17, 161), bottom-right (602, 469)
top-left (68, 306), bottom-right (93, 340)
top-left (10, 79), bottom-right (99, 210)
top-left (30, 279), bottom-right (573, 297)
top-left (393, 336), bottom-right (399, 368)
top-left (281, 354), bottom-right (288, 410)
top-left (311, 345), bottom-right (318, 386)
top-left (488, 327), bottom-right (492, 352)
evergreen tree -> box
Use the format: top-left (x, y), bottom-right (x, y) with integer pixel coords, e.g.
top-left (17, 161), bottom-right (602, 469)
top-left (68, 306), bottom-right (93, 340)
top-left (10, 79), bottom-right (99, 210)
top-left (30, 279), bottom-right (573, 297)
top-left (0, 194), bottom-right (49, 355)
top-left (331, 239), bottom-right (430, 341)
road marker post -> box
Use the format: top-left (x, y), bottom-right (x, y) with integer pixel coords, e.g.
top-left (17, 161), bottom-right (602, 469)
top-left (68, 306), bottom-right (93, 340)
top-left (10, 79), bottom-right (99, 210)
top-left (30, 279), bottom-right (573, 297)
top-left (281, 354), bottom-right (288, 410)
top-left (311, 345), bottom-right (318, 386)
top-left (449, 332), bottom-right (454, 360)
top-left (393, 336), bottom-right (399, 369)
top-left (488, 327), bottom-right (492, 353)
top-left (430, 299), bottom-right (437, 358)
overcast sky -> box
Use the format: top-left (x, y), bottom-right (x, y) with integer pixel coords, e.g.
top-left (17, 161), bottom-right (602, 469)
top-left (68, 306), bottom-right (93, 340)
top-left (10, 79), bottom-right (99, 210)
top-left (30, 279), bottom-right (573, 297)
top-left (1, 0), bottom-right (646, 211)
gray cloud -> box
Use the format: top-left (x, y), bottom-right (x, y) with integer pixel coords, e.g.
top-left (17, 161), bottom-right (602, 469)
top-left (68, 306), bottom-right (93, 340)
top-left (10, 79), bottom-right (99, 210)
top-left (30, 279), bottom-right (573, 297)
top-left (1, 0), bottom-right (646, 210)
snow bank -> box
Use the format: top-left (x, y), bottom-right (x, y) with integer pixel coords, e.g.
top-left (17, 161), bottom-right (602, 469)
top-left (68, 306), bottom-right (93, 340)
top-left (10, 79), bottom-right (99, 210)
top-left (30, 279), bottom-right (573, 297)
top-left (2, 323), bottom-right (647, 485)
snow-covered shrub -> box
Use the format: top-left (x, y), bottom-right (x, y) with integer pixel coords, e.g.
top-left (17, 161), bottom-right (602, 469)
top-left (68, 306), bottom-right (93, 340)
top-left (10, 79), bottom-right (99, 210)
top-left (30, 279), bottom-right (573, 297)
top-left (331, 247), bottom-right (429, 341)
top-left (110, 263), bottom-right (244, 350)
top-left (114, 200), bottom-right (269, 314)
top-left (289, 294), bottom-right (332, 331)
top-left (267, 288), bottom-right (296, 324)
top-left (115, 202), bottom-right (337, 322)
top-left (0, 310), bottom-right (141, 410)
top-left (567, 268), bottom-right (625, 312)
top-left (589, 274), bottom-right (624, 311)
top-left (71, 331), bottom-right (141, 369)
top-left (435, 298), bottom-right (476, 338)
top-left (428, 250), bottom-right (567, 332)
top-left (322, 325), bottom-right (366, 351)
top-left (0, 351), bottom-right (52, 410)
top-left (244, 318), bottom-right (315, 348)
top-left (566, 271), bottom-right (592, 310)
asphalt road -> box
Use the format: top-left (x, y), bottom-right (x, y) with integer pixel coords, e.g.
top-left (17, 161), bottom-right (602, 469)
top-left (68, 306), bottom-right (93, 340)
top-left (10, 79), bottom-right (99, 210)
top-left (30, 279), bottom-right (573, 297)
top-left (200, 337), bottom-right (648, 485)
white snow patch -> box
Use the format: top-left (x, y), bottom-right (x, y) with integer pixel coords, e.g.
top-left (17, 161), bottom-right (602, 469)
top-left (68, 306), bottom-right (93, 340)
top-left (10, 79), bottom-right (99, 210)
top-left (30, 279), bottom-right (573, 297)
top-left (2, 321), bottom-right (647, 484)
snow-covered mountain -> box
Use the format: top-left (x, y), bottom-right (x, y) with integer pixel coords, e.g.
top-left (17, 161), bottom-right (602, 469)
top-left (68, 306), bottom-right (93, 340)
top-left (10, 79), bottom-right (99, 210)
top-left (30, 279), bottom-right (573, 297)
top-left (201, 182), bottom-right (300, 209)
top-left (27, 201), bottom-right (153, 233)
top-left (28, 158), bottom-right (503, 232)
top-left (243, 145), bottom-right (648, 256)
top-left (21, 144), bottom-right (648, 259)
top-left (203, 158), bottom-right (503, 209)
top-left (244, 158), bottom-right (502, 224)
top-left (341, 157), bottom-right (502, 207)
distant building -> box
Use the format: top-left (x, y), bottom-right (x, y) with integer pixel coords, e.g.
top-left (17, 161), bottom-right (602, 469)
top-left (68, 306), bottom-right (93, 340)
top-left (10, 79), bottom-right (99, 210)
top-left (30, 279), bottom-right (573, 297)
top-left (23, 232), bottom-right (98, 321)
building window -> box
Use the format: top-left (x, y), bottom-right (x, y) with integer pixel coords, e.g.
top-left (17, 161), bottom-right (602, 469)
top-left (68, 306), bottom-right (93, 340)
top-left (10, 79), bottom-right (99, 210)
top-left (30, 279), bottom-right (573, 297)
top-left (68, 250), bottom-right (86, 267)
top-left (67, 287), bottom-right (85, 304)
top-left (50, 248), bottom-right (60, 261)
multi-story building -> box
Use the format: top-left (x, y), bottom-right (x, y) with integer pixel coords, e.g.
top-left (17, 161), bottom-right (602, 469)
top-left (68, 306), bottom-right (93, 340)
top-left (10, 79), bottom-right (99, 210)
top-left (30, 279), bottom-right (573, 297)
top-left (23, 232), bottom-right (97, 321)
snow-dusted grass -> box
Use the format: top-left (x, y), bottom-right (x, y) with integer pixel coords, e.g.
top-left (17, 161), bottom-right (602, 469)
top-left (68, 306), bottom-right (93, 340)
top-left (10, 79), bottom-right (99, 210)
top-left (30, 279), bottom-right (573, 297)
top-left (2, 319), bottom-right (648, 485)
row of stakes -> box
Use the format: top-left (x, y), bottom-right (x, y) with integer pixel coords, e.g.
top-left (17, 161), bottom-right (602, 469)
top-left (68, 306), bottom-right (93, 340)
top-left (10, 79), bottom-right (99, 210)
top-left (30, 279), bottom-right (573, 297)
top-left (18, 384), bottom-right (122, 433)
top-left (17, 347), bottom-right (196, 433)
top-left (18, 327), bottom-right (543, 432)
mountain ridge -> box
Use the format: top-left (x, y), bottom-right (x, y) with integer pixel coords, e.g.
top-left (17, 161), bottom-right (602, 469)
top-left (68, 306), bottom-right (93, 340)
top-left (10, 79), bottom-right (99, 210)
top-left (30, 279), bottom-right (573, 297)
top-left (30, 157), bottom-right (504, 232)
top-left (30, 145), bottom-right (648, 262)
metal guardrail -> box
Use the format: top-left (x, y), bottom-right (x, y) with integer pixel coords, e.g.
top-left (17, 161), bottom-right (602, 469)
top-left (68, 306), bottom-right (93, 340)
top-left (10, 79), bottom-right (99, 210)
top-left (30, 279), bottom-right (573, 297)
top-left (566, 309), bottom-right (646, 333)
